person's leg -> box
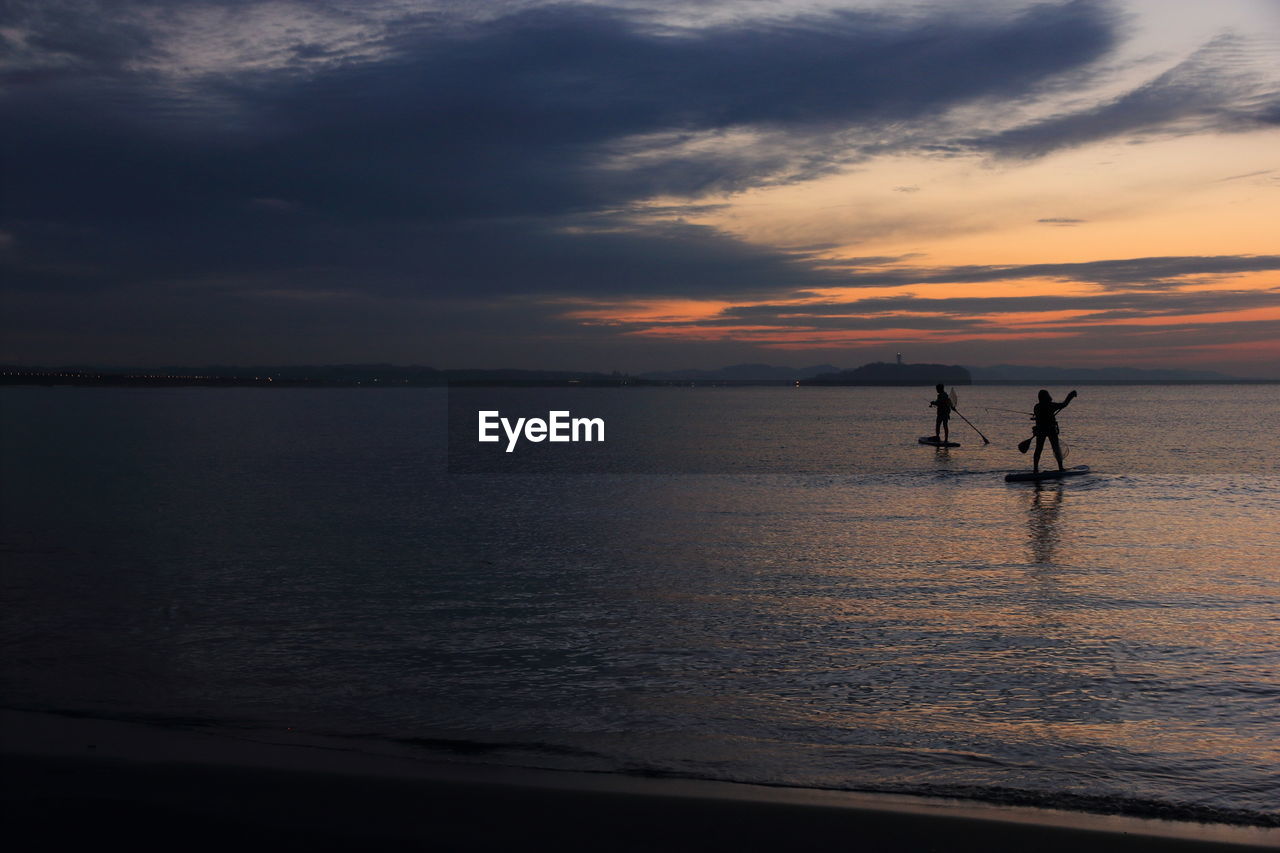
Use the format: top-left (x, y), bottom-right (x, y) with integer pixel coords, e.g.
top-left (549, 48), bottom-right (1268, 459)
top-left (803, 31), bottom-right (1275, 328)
top-left (934, 413), bottom-right (942, 439)
top-left (1049, 434), bottom-right (1064, 470)
top-left (942, 416), bottom-right (949, 442)
top-left (1033, 434), bottom-right (1045, 472)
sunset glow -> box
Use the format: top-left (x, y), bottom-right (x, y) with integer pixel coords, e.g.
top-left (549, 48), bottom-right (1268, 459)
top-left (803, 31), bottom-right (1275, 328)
top-left (2, 0), bottom-right (1278, 375)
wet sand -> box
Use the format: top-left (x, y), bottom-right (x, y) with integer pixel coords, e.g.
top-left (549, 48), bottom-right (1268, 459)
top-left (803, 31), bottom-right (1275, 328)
top-left (2, 709), bottom-right (1275, 852)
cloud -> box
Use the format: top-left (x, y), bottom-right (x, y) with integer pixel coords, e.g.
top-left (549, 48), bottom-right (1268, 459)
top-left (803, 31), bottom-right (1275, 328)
top-left (0, 0), bottom-right (160, 80)
top-left (806, 254), bottom-right (1280, 290)
top-left (2, 1), bottom-right (1277, 370)
top-left (604, 285), bottom-right (1280, 374)
top-left (2, 0), bottom-right (1122, 304)
top-left (973, 33), bottom-right (1280, 159)
top-left (711, 286), bottom-right (1280, 326)
top-left (248, 197), bottom-right (303, 212)
top-left (1213, 169), bottom-right (1274, 183)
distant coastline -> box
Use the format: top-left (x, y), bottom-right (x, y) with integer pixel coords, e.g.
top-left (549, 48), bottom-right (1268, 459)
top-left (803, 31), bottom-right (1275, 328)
top-left (2, 362), bottom-right (1274, 388)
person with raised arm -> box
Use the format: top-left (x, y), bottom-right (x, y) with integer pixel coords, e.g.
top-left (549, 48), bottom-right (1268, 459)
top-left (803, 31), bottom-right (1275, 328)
top-left (1031, 389), bottom-right (1077, 474)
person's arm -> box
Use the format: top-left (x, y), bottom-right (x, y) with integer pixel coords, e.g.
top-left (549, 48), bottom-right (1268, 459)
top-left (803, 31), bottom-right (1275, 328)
top-left (1056, 390), bottom-right (1078, 412)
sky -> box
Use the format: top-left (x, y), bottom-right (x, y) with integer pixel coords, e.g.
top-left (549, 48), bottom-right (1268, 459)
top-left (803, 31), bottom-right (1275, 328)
top-left (2, 0), bottom-right (1278, 375)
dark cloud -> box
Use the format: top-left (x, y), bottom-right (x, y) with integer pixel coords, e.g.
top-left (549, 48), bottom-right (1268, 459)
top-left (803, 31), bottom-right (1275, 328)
top-left (711, 287), bottom-right (1280, 327)
top-left (975, 34), bottom-right (1280, 159)
top-left (811, 255), bottom-right (1280, 289)
top-left (1, 0), bottom-right (1275, 370)
top-left (1213, 169), bottom-right (1274, 183)
top-left (2, 0), bottom-right (1120, 304)
top-left (678, 313), bottom-right (993, 332)
top-left (0, 0), bottom-right (161, 81)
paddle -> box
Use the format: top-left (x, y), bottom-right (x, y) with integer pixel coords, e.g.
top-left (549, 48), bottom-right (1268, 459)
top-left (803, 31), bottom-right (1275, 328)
top-left (949, 388), bottom-right (990, 445)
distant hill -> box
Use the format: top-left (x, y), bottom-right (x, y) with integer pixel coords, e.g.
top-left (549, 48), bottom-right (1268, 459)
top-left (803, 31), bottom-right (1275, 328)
top-left (802, 362), bottom-right (970, 386)
top-left (639, 363), bottom-right (840, 381)
top-left (968, 364), bottom-right (1233, 382)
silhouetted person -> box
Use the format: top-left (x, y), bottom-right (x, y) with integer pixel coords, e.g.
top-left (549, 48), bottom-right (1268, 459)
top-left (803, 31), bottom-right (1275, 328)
top-left (1032, 389), bottom-right (1077, 473)
top-left (929, 383), bottom-right (952, 442)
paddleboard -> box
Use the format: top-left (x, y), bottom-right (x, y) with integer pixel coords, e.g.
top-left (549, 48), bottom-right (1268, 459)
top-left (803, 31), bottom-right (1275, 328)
top-left (1004, 465), bottom-right (1089, 482)
top-left (919, 436), bottom-right (960, 447)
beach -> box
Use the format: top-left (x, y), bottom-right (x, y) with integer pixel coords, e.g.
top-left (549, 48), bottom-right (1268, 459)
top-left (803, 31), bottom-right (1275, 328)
top-left (3, 709), bottom-right (1276, 851)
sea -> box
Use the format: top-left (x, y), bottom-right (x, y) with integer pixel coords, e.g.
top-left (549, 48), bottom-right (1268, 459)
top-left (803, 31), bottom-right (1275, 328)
top-left (2, 384), bottom-right (1277, 826)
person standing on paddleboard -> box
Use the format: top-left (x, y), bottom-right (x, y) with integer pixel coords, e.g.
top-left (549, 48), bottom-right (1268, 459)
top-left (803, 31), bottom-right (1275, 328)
top-left (929, 383), bottom-right (953, 444)
top-left (1032, 389), bottom-right (1077, 473)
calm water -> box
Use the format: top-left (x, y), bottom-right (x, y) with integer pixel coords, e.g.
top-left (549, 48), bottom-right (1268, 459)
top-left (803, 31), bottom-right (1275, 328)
top-left (2, 385), bottom-right (1278, 824)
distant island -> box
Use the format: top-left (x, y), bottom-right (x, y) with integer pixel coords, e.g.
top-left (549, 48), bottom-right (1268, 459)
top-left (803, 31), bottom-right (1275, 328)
top-left (801, 362), bottom-right (971, 386)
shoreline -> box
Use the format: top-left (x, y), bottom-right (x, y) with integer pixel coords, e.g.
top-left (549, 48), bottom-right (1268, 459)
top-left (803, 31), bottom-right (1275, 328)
top-left (3, 709), bottom-right (1276, 851)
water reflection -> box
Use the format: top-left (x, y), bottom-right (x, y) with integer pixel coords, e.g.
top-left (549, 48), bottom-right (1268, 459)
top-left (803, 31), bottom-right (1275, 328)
top-left (6, 387), bottom-right (1279, 821)
top-left (1027, 482), bottom-right (1064, 564)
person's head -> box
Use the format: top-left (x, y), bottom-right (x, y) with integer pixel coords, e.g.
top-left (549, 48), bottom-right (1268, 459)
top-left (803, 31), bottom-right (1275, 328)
top-left (936, 383), bottom-right (945, 393)
top-left (1038, 389), bottom-right (1051, 403)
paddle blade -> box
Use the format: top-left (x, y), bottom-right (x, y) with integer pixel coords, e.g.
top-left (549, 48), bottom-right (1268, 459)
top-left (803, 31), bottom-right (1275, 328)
top-left (1018, 436), bottom-right (1033, 454)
